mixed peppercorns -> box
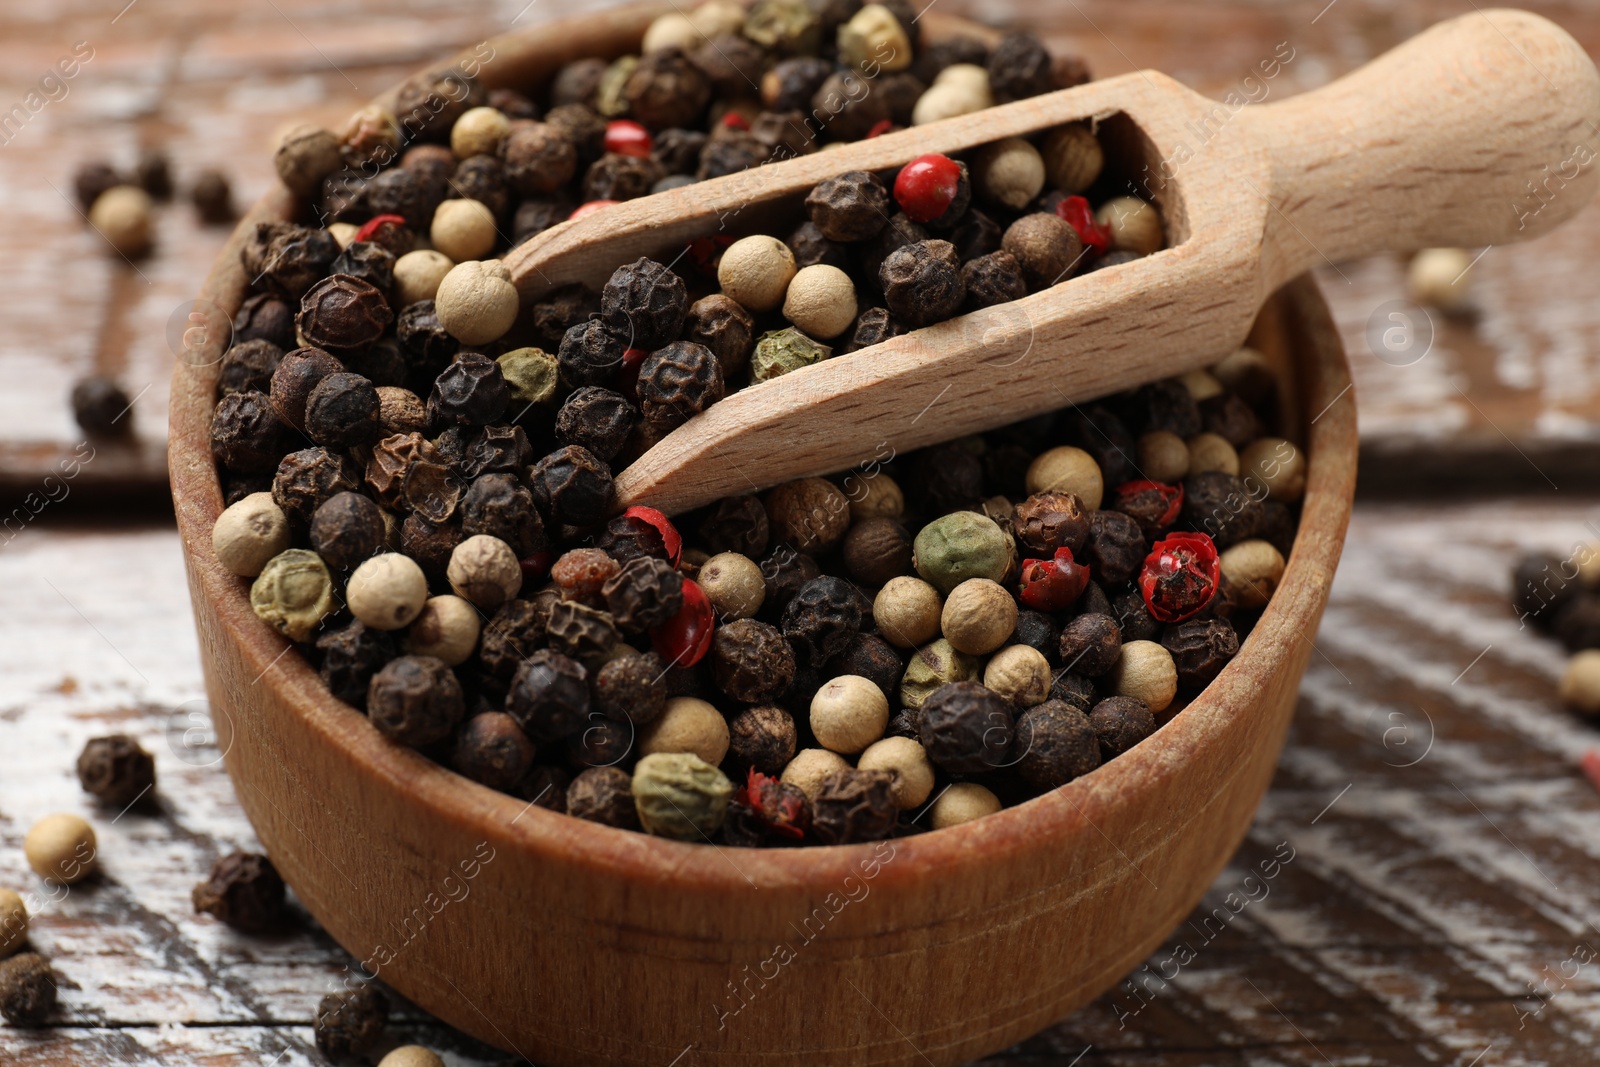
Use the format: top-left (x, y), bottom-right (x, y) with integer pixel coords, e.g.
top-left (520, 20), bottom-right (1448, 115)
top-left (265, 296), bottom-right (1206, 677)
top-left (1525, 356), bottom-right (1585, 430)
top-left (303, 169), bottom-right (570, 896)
top-left (204, 0), bottom-right (1305, 847)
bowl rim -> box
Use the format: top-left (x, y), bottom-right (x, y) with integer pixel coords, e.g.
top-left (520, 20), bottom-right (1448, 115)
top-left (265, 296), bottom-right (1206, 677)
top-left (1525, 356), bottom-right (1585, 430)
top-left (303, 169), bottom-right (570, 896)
top-left (168, 2), bottom-right (1357, 895)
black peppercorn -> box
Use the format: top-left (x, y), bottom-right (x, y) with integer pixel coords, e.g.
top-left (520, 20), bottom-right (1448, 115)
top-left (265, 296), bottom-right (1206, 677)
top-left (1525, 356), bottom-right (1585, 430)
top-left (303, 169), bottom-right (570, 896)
top-left (459, 473), bottom-right (541, 558)
top-left (568, 714), bottom-right (633, 768)
top-left (698, 131), bottom-right (769, 179)
top-left (699, 495), bottom-right (770, 558)
top-left (338, 340), bottom-right (405, 396)
top-left (400, 513), bottom-right (463, 587)
top-left (602, 258), bottom-right (689, 351)
top-left (1130, 380), bottom-right (1202, 439)
top-left (514, 197), bottom-right (576, 243)
top-left (877, 72), bottom-right (927, 127)
top-left (304, 371), bottom-right (382, 448)
top-left (805, 171), bottom-right (890, 243)
top-left (840, 306), bottom-right (903, 355)
top-left (1064, 404), bottom-right (1138, 487)
top-left (728, 705), bottom-right (797, 775)
top-left (652, 127), bottom-right (708, 175)
top-left (1048, 671), bottom-right (1098, 714)
top-left (624, 47), bottom-right (712, 129)
top-left (588, 514), bottom-right (663, 568)
top-left (1201, 392), bottom-right (1263, 448)
top-left (449, 155), bottom-right (511, 219)
top-left (76, 734), bottom-right (156, 807)
top-left (711, 619), bottom-right (797, 702)
top-left (1012, 611), bottom-right (1061, 665)
top-left (393, 65), bottom-right (484, 141)
top-left (192, 851), bottom-right (286, 933)
top-left (428, 352), bottom-right (510, 429)
top-left (75, 160), bottom-right (124, 211)
top-left (367, 655), bottom-right (466, 748)
top-left (555, 386), bottom-right (637, 462)
top-left (520, 763), bottom-right (573, 810)
top-left (880, 239), bottom-right (964, 327)
top-left (316, 620), bottom-right (396, 709)
top-left (603, 557), bottom-right (685, 632)
top-left (1182, 471), bottom-right (1264, 548)
top-left (828, 633), bottom-right (904, 701)
top-left (1259, 501), bottom-right (1297, 560)
top-left (1162, 617), bottom-right (1240, 690)
top-left (552, 57), bottom-right (606, 107)
top-left (315, 984), bottom-right (388, 1061)
top-left (961, 250), bottom-right (1028, 309)
top-left (0, 953), bottom-right (57, 1027)
top-left (787, 220), bottom-right (852, 272)
top-left (1059, 613), bottom-right (1121, 677)
top-left (584, 152), bottom-right (666, 202)
top-left (1083, 510), bottom-right (1146, 585)
top-left (462, 424), bottom-right (533, 479)
top-left (273, 447), bottom-right (362, 526)
top-left (568, 766), bottom-right (640, 828)
top-left (1015, 699), bottom-right (1100, 789)
top-left (691, 33), bottom-right (770, 99)
top-left (1112, 590), bottom-right (1160, 642)
top-left (558, 318), bottom-right (625, 388)
top-left (545, 600), bottom-right (620, 664)
top-left (219, 339), bottom-right (285, 397)
top-left (330, 240), bottom-right (396, 295)
top-left (782, 575), bottom-right (863, 663)
top-left (1089, 695), bottom-right (1155, 759)
top-left (763, 56), bottom-right (834, 111)
top-left (811, 70), bottom-right (889, 141)
top-left (269, 346), bottom-right (344, 432)
top-left (919, 680), bottom-right (1014, 773)
top-left (297, 274), bottom-right (393, 356)
top-left (761, 546), bottom-right (822, 614)
top-left (637, 341), bottom-right (725, 431)
top-left (233, 292), bottom-right (297, 349)
top-left (1512, 553), bottom-right (1578, 628)
top-left (811, 768), bottom-right (899, 844)
top-left (70, 376), bottom-right (133, 437)
top-left (528, 445), bottom-right (615, 528)
top-left (500, 122), bottom-right (578, 196)
top-left (546, 104), bottom-right (607, 164)
top-left (478, 597), bottom-right (551, 681)
top-left (684, 294), bottom-right (756, 377)
top-left (909, 442), bottom-right (984, 514)
top-left (508, 648), bottom-right (590, 743)
top-left (212, 392), bottom-right (290, 477)
top-left (1555, 595), bottom-right (1600, 651)
top-left (396, 301), bottom-right (461, 385)
top-left (1012, 491), bottom-right (1090, 555)
top-left (595, 651), bottom-right (669, 724)
top-left (254, 224), bottom-right (339, 301)
top-left (842, 518), bottom-right (912, 587)
top-left (988, 30), bottom-right (1055, 102)
top-left (949, 208), bottom-right (1004, 262)
top-left (310, 491), bottom-right (385, 571)
top-left (452, 711), bottom-right (537, 792)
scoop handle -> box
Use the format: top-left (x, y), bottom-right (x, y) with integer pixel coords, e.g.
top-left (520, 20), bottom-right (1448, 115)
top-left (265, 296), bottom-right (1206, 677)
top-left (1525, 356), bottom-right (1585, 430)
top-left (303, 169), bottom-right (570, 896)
top-left (1245, 8), bottom-right (1600, 286)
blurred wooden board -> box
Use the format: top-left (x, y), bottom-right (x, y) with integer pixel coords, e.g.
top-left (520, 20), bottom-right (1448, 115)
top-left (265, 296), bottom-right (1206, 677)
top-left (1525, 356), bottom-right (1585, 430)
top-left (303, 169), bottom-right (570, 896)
top-left (4, 0), bottom-right (1600, 497)
top-left (4, 500), bottom-right (1600, 1064)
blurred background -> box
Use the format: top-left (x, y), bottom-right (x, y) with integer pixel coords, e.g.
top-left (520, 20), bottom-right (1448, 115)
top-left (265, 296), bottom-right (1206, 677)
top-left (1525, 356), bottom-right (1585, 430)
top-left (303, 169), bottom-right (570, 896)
top-left (3, 1), bottom-right (1600, 1064)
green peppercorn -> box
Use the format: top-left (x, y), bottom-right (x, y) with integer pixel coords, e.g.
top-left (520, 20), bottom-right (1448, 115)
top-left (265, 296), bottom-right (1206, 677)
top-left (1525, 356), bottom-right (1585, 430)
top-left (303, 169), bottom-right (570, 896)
top-left (751, 327), bottom-right (831, 383)
top-left (912, 511), bottom-right (1013, 594)
top-left (898, 637), bottom-right (980, 708)
top-left (250, 549), bottom-right (334, 641)
top-left (632, 752), bottom-right (734, 841)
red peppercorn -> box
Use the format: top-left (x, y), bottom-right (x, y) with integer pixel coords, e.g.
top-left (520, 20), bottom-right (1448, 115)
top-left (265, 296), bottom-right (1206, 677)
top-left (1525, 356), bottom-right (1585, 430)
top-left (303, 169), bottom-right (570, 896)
top-left (1018, 546), bottom-right (1091, 611)
top-left (354, 213), bottom-right (407, 244)
top-left (651, 577), bottom-right (714, 667)
top-left (893, 153), bottom-right (964, 223)
top-left (1114, 480), bottom-right (1184, 527)
top-left (519, 549), bottom-right (554, 582)
top-left (624, 505), bottom-right (681, 565)
top-left (737, 768), bottom-right (810, 839)
top-left (570, 200), bottom-right (619, 220)
top-left (719, 112), bottom-right (750, 131)
top-left (865, 119), bottom-right (895, 139)
top-left (1139, 532), bottom-right (1221, 624)
top-left (616, 346), bottom-right (649, 401)
top-left (1057, 195), bottom-right (1112, 256)
top-left (604, 120), bottom-right (654, 159)
top-left (1582, 747), bottom-right (1600, 795)
top-left (686, 234), bottom-right (732, 278)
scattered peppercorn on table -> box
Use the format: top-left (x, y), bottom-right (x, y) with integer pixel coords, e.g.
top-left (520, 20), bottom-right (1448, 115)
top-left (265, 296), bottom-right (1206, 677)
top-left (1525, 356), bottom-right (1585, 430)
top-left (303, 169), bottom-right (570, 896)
top-left (9, 0), bottom-right (1600, 1062)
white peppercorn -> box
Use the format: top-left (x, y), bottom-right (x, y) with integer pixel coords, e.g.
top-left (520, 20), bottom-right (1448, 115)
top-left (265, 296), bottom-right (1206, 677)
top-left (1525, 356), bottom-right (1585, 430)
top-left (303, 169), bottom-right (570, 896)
top-left (405, 594), bottom-right (481, 665)
top-left (811, 674), bottom-right (890, 754)
top-left (1109, 640), bottom-right (1177, 712)
top-left (857, 735), bottom-right (934, 808)
top-left (838, 5), bottom-right (912, 73)
top-left (1239, 437), bottom-right (1306, 502)
top-left (972, 137), bottom-right (1045, 210)
top-left (431, 198), bottom-right (498, 262)
top-left (642, 12), bottom-right (700, 53)
top-left (348, 552), bottom-right (430, 631)
top-left (328, 222), bottom-right (360, 249)
top-left (1560, 650), bottom-right (1600, 717)
top-left (718, 235), bottom-right (797, 313)
top-left (781, 747), bottom-right (851, 801)
top-left (1179, 369), bottom-right (1225, 402)
top-left (983, 643), bottom-right (1052, 707)
top-left (451, 106), bottom-right (511, 159)
top-left (1219, 539), bottom-right (1285, 610)
top-left (1408, 247), bottom-right (1473, 311)
top-left (447, 534), bottom-right (524, 610)
top-left (1211, 346), bottom-right (1276, 406)
top-left (393, 249), bottom-right (455, 306)
top-left (1136, 431), bottom-right (1189, 485)
top-left (698, 552), bottom-right (767, 620)
top-left (912, 64), bottom-right (992, 124)
top-left (0, 890), bottom-right (27, 959)
top-left (940, 578), bottom-right (1017, 655)
top-left (435, 260), bottom-right (520, 346)
top-left (89, 186), bottom-right (154, 257)
top-left (1186, 432), bottom-right (1240, 477)
top-left (251, 549), bottom-right (335, 641)
top-left (24, 814), bottom-right (96, 886)
top-left (930, 782), bottom-right (1001, 829)
top-left (213, 492), bottom-right (292, 577)
top-left (1096, 196), bottom-right (1163, 255)
top-left (1025, 446), bottom-right (1103, 509)
top-left (640, 696), bottom-right (730, 766)
top-left (874, 576), bottom-right (943, 649)
top-left (274, 124), bottom-right (343, 197)
top-left (782, 264), bottom-right (857, 340)
top-left (1039, 123), bottom-right (1103, 193)
top-left (378, 1047), bottom-right (445, 1067)
top-left (849, 471), bottom-right (905, 522)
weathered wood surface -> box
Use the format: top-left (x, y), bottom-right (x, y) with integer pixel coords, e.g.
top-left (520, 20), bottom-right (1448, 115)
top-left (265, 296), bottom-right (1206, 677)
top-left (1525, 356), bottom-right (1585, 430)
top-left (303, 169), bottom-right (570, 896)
top-left (4, 501), bottom-right (1600, 1064)
top-left (5, 0), bottom-right (1600, 496)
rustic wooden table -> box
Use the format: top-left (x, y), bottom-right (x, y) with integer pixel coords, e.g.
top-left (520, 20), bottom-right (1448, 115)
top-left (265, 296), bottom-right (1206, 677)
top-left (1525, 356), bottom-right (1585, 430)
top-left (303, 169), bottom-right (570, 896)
top-left (3, 0), bottom-right (1600, 1064)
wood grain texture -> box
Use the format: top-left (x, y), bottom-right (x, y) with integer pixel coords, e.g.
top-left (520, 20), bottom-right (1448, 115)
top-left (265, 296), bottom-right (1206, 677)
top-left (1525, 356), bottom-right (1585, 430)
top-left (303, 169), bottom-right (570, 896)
top-left (9, 499), bottom-right (1600, 1065)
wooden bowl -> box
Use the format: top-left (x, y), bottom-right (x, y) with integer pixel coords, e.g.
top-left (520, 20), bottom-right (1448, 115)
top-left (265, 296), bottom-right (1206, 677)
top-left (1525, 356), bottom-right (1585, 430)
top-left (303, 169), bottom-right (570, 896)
top-left (169, 6), bottom-right (1357, 1065)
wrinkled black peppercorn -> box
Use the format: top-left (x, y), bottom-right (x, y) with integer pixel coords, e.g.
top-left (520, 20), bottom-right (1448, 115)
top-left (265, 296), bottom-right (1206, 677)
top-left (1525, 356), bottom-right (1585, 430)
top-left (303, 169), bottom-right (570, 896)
top-left (314, 984), bottom-right (388, 1060)
top-left (1182, 471), bottom-right (1264, 548)
top-left (367, 655), bottom-right (466, 748)
top-left (273, 447), bottom-right (362, 526)
top-left (811, 768), bottom-right (898, 845)
top-left (1048, 671), bottom-right (1098, 714)
top-left (987, 31), bottom-right (1056, 102)
top-left (219, 339), bottom-right (285, 397)
top-left (329, 241), bottom-right (395, 294)
top-left (297, 274), bottom-right (394, 355)
top-left (840, 306), bottom-right (903, 355)
top-left (567, 766), bottom-right (639, 828)
top-left (568, 715), bottom-right (633, 768)
top-left (781, 575), bottom-right (863, 663)
top-left (602, 257), bottom-right (688, 350)
top-left (699, 495), bottom-right (770, 558)
top-left (594, 651), bottom-right (669, 724)
top-left (252, 224), bottom-right (339, 301)
top-left (400, 513), bottom-right (462, 586)
top-left (500, 122), bottom-right (579, 196)
top-left (508, 648), bottom-right (591, 743)
top-left (545, 600), bottom-right (620, 664)
top-left (76, 734), bottom-right (156, 807)
top-left (1089, 695), bottom-right (1155, 759)
top-left (1059, 613), bottom-right (1121, 677)
top-left (396, 301), bottom-right (461, 384)
top-left (556, 386), bottom-right (637, 461)
top-left (1130, 380), bottom-right (1201, 439)
top-left (309, 491), bottom-right (384, 571)
top-left (428, 352), bottom-right (510, 429)
top-left (880, 240), bottom-right (965, 327)
top-left (805, 171), bottom-right (890, 242)
top-left (919, 680), bottom-right (1014, 773)
top-left (684, 294), bottom-right (756, 376)
top-left (962, 250), bottom-right (1028, 309)
top-left (603, 557), bottom-right (685, 632)
top-left (452, 711), bottom-right (537, 792)
top-left (71, 376), bottom-right (133, 437)
top-left (711, 619), bottom-right (797, 703)
top-left (1083, 510), bottom-right (1146, 585)
top-left (828, 633), bottom-right (904, 701)
top-left (584, 152), bottom-right (666, 201)
top-left (305, 371), bottom-right (382, 448)
top-left (1111, 590), bottom-right (1159, 642)
top-left (0, 953), bottom-right (57, 1027)
top-left (528, 445), bottom-right (615, 527)
top-left (1015, 699), bottom-right (1101, 789)
top-left (192, 850), bottom-right (286, 933)
top-left (558, 318), bottom-right (626, 388)
top-left (233, 292), bottom-right (297, 350)
top-left (316, 620), bottom-right (397, 709)
top-left (269, 347), bottom-right (344, 433)
top-left (1162, 618), bottom-right (1239, 690)
top-left (637, 340), bottom-right (725, 431)
top-left (727, 705), bottom-right (797, 775)
top-left (479, 597), bottom-right (552, 681)
top-left (1011, 611), bottom-right (1060, 665)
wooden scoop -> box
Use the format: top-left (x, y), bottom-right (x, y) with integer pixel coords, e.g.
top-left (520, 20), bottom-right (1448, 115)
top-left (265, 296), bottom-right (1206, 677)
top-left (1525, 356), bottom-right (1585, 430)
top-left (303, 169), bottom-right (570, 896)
top-left (506, 8), bottom-right (1600, 516)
